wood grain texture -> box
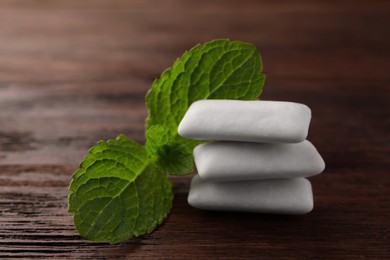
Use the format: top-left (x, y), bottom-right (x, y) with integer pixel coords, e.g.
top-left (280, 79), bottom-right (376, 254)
top-left (0, 0), bottom-right (389, 258)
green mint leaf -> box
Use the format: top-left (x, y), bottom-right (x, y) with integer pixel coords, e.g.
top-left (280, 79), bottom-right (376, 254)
top-left (68, 135), bottom-right (173, 244)
top-left (145, 125), bottom-right (194, 176)
top-left (145, 39), bottom-right (265, 175)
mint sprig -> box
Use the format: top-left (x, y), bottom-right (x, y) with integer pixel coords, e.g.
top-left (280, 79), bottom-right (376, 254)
top-left (68, 39), bottom-right (266, 243)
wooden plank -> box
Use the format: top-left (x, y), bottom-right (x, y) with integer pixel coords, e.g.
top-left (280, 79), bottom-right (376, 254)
top-left (0, 166), bottom-right (389, 258)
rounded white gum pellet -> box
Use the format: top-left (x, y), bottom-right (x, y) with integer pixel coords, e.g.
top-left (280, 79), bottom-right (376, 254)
top-left (194, 140), bottom-right (325, 182)
top-left (178, 100), bottom-right (311, 143)
top-left (188, 176), bottom-right (314, 215)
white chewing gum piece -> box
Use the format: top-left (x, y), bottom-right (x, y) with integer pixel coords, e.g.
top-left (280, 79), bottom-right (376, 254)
top-left (188, 176), bottom-right (314, 215)
top-left (194, 140), bottom-right (325, 182)
top-left (178, 100), bottom-right (311, 143)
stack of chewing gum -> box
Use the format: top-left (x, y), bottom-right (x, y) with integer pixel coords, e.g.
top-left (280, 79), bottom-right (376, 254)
top-left (178, 100), bottom-right (325, 215)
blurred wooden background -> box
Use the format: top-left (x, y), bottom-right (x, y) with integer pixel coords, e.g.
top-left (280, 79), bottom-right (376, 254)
top-left (0, 0), bottom-right (389, 258)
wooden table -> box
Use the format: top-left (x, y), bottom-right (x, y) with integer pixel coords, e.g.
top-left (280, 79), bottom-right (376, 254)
top-left (1, 1), bottom-right (389, 258)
